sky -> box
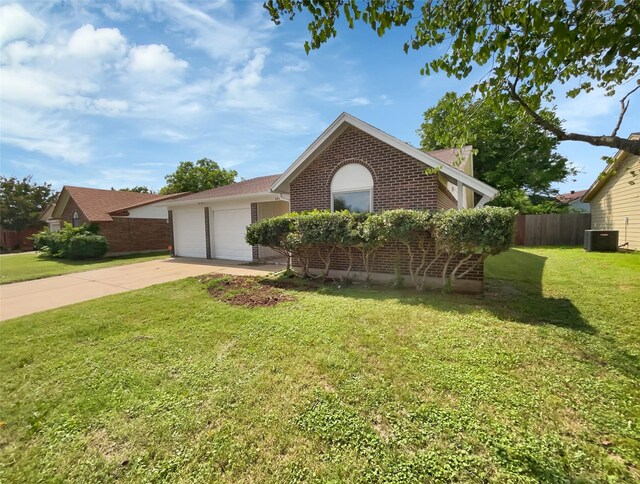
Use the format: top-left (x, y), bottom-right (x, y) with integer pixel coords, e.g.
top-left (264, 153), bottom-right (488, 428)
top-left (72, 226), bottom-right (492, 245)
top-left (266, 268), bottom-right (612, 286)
top-left (1, 0), bottom-right (638, 195)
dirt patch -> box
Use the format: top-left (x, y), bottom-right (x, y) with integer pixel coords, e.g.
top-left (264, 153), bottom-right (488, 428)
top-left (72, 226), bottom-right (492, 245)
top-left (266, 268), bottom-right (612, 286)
top-left (199, 274), bottom-right (297, 308)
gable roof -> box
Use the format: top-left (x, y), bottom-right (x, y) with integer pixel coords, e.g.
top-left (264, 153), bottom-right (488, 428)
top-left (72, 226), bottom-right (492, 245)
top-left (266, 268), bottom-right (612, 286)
top-left (270, 113), bottom-right (498, 202)
top-left (582, 133), bottom-right (640, 202)
top-left (426, 146), bottom-right (473, 173)
top-left (557, 189), bottom-right (588, 204)
top-left (39, 203), bottom-right (55, 222)
top-left (167, 175), bottom-right (281, 204)
top-left (51, 186), bottom-right (187, 222)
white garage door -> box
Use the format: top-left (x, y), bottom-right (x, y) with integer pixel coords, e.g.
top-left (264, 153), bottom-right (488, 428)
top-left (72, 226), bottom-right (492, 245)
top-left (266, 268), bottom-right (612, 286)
top-left (213, 208), bottom-right (252, 261)
top-left (173, 208), bottom-right (206, 258)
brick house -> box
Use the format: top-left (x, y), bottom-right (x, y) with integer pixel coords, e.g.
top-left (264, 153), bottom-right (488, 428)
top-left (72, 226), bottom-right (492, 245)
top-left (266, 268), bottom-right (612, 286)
top-left (163, 113), bottom-right (498, 291)
top-left (47, 187), bottom-right (188, 254)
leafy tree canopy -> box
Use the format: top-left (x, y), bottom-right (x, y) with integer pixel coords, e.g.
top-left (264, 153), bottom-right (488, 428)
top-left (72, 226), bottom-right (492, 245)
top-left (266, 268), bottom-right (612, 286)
top-left (117, 186), bottom-right (155, 194)
top-left (0, 176), bottom-right (57, 232)
top-left (265, 0), bottom-right (640, 154)
top-left (419, 92), bottom-right (577, 206)
top-left (160, 158), bottom-right (237, 195)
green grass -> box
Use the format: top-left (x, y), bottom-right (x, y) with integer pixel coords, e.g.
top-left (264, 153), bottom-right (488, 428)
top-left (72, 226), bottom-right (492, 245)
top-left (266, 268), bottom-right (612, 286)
top-left (0, 251), bottom-right (170, 284)
top-left (1, 247), bottom-right (639, 482)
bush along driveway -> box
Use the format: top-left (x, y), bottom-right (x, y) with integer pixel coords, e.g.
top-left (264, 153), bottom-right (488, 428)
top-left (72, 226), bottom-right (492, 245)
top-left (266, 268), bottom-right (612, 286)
top-left (0, 248), bottom-right (638, 482)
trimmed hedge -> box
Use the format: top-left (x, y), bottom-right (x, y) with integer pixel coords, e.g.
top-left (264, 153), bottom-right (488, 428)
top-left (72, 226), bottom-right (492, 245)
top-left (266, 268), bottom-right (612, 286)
top-left (246, 207), bottom-right (516, 288)
top-left (32, 223), bottom-right (109, 259)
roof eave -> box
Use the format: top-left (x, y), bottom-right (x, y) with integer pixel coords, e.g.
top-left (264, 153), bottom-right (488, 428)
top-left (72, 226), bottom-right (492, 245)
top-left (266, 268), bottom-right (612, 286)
top-left (269, 112), bottom-right (498, 200)
top-left (161, 191), bottom-right (287, 207)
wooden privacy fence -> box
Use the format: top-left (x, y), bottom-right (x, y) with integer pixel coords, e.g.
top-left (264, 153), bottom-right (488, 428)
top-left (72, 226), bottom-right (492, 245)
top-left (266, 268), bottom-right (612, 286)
top-left (514, 213), bottom-right (591, 246)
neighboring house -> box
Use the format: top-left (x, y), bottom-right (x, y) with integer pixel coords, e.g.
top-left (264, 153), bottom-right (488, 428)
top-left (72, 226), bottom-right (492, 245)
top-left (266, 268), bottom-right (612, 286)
top-left (164, 113), bottom-right (497, 290)
top-left (556, 189), bottom-right (590, 212)
top-left (582, 133), bottom-right (640, 251)
top-left (47, 186), bottom-right (188, 254)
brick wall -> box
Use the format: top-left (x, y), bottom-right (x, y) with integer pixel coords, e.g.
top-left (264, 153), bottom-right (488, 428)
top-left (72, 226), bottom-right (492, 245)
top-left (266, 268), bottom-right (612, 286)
top-left (437, 182), bottom-right (458, 210)
top-left (250, 203), bottom-right (259, 261)
top-left (60, 198), bottom-right (89, 226)
top-left (291, 126), bottom-right (439, 212)
top-left (297, 239), bottom-right (483, 282)
top-left (58, 198), bottom-right (170, 253)
top-left (97, 218), bottom-right (170, 254)
top-left (289, 125), bottom-right (483, 286)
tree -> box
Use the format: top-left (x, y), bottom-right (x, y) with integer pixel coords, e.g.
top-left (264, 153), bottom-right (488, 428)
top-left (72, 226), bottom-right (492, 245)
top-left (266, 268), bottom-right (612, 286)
top-left (265, 0), bottom-right (640, 154)
top-left (419, 92), bottom-right (577, 207)
top-left (0, 176), bottom-right (57, 232)
top-left (118, 186), bottom-right (155, 194)
top-left (160, 158), bottom-right (237, 194)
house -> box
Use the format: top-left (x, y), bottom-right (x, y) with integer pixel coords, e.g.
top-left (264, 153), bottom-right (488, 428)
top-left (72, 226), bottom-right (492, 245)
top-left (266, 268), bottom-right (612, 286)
top-left (47, 186), bottom-right (188, 254)
top-left (556, 189), bottom-right (590, 212)
top-left (582, 133), bottom-right (640, 250)
top-left (164, 113), bottom-right (498, 289)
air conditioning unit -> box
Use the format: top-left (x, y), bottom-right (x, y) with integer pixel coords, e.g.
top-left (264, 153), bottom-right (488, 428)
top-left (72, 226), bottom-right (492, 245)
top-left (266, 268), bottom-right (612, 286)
top-left (584, 230), bottom-right (619, 252)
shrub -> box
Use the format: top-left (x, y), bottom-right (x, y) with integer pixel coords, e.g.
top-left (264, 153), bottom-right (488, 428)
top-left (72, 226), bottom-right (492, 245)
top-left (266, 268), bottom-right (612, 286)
top-left (32, 222), bottom-right (108, 259)
top-left (296, 211), bottom-right (354, 277)
top-left (380, 210), bottom-right (435, 289)
top-left (66, 234), bottom-right (109, 259)
top-left (433, 207), bottom-right (517, 287)
top-left (246, 214), bottom-right (297, 270)
top-left (245, 207), bottom-right (516, 289)
top-left (353, 213), bottom-right (386, 283)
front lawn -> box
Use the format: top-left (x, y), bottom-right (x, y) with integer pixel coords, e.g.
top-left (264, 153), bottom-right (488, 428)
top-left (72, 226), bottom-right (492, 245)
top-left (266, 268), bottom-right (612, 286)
top-left (1, 248), bottom-right (638, 482)
top-left (0, 251), bottom-right (170, 284)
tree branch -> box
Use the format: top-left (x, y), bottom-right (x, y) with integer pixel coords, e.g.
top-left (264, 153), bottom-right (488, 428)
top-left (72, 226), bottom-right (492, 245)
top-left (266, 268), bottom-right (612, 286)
top-left (611, 81), bottom-right (640, 137)
top-left (507, 82), bottom-right (640, 155)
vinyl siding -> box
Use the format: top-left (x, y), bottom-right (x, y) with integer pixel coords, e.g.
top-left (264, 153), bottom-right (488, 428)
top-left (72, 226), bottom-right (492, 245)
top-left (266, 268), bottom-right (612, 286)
top-left (590, 154), bottom-right (640, 250)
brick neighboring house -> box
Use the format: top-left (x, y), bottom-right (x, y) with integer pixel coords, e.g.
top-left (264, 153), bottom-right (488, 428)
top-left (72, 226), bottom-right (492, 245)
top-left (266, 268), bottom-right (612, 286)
top-left (47, 187), bottom-right (188, 254)
top-left (163, 113), bottom-right (498, 291)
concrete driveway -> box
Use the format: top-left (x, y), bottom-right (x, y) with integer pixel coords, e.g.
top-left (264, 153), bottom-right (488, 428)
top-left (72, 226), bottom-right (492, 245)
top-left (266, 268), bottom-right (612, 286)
top-left (0, 257), bottom-right (283, 321)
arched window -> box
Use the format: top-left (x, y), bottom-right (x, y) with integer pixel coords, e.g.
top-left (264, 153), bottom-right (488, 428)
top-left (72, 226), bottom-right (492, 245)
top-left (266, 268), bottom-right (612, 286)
top-left (330, 163), bottom-right (373, 213)
top-left (72, 210), bottom-right (80, 227)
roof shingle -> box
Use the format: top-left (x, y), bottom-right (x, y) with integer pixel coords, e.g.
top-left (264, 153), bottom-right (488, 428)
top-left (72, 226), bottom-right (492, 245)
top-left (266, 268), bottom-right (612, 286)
top-left (60, 187), bottom-right (186, 222)
top-left (172, 175), bottom-right (281, 202)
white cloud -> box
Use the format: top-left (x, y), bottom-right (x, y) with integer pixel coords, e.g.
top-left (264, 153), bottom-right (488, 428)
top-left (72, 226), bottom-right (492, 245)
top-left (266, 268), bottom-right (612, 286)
top-left (1, 65), bottom-right (99, 109)
top-left (349, 97), bottom-right (371, 106)
top-left (0, 0), bottom-right (352, 178)
top-left (282, 61), bottom-right (309, 73)
top-left (1, 104), bottom-right (91, 164)
top-left (155, 0), bottom-right (268, 62)
top-left (555, 86), bottom-right (619, 134)
top-left (127, 43), bottom-right (188, 76)
top-left (88, 98), bottom-right (129, 115)
top-left (68, 24), bottom-right (127, 59)
top-left (0, 4), bottom-right (46, 46)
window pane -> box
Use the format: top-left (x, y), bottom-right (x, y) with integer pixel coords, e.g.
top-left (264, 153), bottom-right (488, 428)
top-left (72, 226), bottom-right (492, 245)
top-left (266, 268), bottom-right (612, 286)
top-left (333, 190), bottom-right (371, 213)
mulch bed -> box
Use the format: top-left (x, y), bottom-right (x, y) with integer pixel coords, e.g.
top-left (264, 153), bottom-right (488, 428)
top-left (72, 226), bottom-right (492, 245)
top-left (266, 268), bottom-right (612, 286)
top-left (198, 274), bottom-right (298, 308)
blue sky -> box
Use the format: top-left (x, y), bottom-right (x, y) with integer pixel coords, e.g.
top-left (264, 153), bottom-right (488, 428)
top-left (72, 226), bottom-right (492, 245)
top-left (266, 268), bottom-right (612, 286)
top-left (1, 0), bottom-right (638, 195)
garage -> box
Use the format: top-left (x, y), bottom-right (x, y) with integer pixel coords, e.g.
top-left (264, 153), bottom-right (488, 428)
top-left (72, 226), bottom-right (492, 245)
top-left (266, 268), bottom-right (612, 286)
top-left (213, 208), bottom-right (252, 260)
top-left (162, 175), bottom-right (288, 261)
top-left (173, 208), bottom-right (206, 258)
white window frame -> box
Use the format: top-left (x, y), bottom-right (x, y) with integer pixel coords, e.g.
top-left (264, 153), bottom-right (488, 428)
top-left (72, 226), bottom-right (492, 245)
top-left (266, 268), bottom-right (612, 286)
top-left (330, 163), bottom-right (374, 213)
